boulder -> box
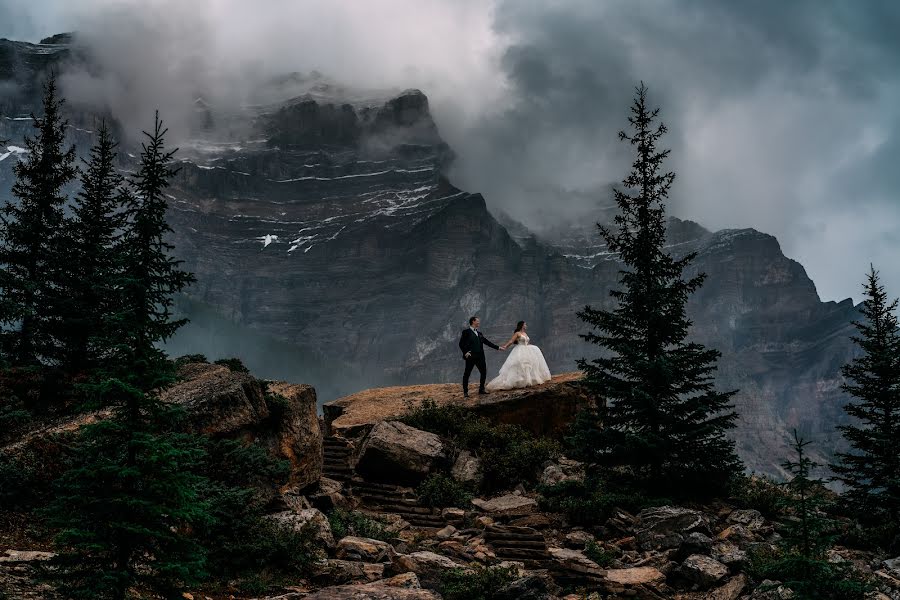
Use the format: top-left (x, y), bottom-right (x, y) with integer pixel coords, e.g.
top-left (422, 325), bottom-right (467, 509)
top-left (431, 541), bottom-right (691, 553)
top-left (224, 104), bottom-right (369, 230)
top-left (471, 494), bottom-right (538, 517)
top-left (391, 551), bottom-right (463, 584)
top-left (451, 450), bottom-right (482, 485)
top-left (495, 574), bottom-right (556, 600)
top-left (635, 506), bottom-right (711, 550)
top-left (712, 541), bottom-right (747, 569)
top-left (307, 477), bottom-right (350, 512)
top-left (311, 559), bottom-right (384, 584)
top-left (564, 530), bottom-right (595, 549)
top-left (302, 578), bottom-right (439, 600)
top-left (679, 554), bottom-right (729, 589)
top-left (708, 574), bottom-right (749, 600)
top-left (727, 508), bottom-right (768, 532)
top-left (355, 421), bottom-right (446, 484)
top-left (442, 507), bottom-right (466, 522)
top-left (266, 509), bottom-right (334, 549)
top-left (161, 363), bottom-right (268, 434)
top-left (336, 537), bottom-right (395, 563)
top-left (747, 580), bottom-right (796, 599)
top-left (678, 531), bottom-right (714, 558)
top-left (548, 547), bottom-right (603, 577)
top-left (161, 363), bottom-right (323, 489)
top-left (540, 458), bottom-right (585, 486)
top-left (265, 381), bottom-right (324, 489)
top-left (604, 566), bottom-right (666, 586)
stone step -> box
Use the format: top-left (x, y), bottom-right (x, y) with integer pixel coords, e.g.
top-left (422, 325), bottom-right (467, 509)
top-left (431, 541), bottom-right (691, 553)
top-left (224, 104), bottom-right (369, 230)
top-left (350, 480), bottom-right (410, 492)
top-left (491, 548), bottom-right (552, 560)
top-left (367, 503), bottom-right (436, 516)
top-left (487, 540), bottom-right (548, 549)
top-left (324, 436), bottom-right (351, 445)
top-left (485, 533), bottom-right (546, 543)
top-left (357, 494), bottom-right (419, 505)
top-left (324, 458), bottom-right (350, 467)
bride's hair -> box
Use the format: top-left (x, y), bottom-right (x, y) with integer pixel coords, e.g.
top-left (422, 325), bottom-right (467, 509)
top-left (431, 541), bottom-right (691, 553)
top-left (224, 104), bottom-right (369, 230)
top-left (514, 321), bottom-right (525, 332)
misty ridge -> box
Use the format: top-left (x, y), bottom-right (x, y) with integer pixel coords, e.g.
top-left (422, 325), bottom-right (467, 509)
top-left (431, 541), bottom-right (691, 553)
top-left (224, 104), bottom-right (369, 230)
top-left (0, 20), bottom-right (880, 485)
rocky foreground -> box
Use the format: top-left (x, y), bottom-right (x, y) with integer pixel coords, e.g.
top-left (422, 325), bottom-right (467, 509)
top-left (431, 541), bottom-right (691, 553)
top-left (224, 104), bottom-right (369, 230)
top-left (3, 364), bottom-right (900, 599)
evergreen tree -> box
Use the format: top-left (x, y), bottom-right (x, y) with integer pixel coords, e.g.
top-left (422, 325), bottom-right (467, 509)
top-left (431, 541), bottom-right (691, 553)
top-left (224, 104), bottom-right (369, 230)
top-left (780, 431), bottom-right (836, 559)
top-left (831, 266), bottom-right (900, 530)
top-left (748, 431), bottom-right (869, 600)
top-left (56, 121), bottom-right (126, 376)
top-left (48, 113), bottom-right (206, 599)
top-left (111, 111), bottom-right (194, 387)
top-left (0, 76), bottom-right (77, 367)
top-left (576, 83), bottom-right (740, 495)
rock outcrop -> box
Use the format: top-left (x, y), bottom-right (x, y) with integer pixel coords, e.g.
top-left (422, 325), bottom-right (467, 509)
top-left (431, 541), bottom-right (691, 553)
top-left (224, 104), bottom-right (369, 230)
top-left (354, 421), bottom-right (447, 485)
top-left (161, 362), bottom-right (323, 489)
top-left (323, 373), bottom-right (590, 439)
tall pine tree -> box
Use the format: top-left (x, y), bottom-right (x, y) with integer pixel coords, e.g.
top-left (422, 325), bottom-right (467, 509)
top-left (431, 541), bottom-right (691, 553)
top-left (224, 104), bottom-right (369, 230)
top-left (112, 111), bottom-right (194, 388)
top-left (0, 76), bottom-right (77, 368)
top-left (831, 266), bottom-right (900, 530)
top-left (576, 83), bottom-right (740, 495)
top-left (48, 113), bottom-right (206, 599)
top-left (56, 121), bottom-right (126, 377)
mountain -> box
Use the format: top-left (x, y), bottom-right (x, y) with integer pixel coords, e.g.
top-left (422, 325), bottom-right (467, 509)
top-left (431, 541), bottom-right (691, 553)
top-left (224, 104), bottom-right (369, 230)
top-left (0, 34), bottom-right (861, 478)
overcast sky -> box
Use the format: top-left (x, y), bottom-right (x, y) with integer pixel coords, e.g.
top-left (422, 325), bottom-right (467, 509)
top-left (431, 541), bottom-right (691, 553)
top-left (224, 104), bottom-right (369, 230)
top-left (2, 0), bottom-right (900, 303)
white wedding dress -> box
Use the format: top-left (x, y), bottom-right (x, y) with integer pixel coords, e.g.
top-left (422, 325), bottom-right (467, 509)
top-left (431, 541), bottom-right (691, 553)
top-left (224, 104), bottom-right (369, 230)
top-left (486, 333), bottom-right (552, 391)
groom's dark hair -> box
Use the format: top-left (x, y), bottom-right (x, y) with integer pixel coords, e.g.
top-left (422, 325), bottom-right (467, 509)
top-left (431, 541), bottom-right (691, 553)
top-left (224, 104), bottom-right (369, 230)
top-left (469, 316), bottom-right (478, 325)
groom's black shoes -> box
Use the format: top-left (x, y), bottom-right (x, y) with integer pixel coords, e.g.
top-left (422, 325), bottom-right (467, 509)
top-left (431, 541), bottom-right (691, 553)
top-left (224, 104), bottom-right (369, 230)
top-left (479, 389), bottom-right (489, 395)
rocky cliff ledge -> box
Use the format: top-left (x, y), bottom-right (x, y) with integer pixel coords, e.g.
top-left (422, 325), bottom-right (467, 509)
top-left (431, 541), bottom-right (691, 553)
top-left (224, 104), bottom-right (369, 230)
top-left (323, 372), bottom-right (589, 439)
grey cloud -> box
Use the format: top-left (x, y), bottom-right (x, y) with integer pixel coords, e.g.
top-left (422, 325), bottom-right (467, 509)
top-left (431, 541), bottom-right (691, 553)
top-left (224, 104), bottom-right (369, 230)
top-left (444, 0), bottom-right (900, 302)
top-left (5, 0), bottom-right (900, 302)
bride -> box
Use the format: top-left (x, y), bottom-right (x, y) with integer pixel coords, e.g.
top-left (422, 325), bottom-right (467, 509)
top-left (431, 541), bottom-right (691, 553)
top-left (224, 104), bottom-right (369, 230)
top-left (485, 321), bottom-right (552, 391)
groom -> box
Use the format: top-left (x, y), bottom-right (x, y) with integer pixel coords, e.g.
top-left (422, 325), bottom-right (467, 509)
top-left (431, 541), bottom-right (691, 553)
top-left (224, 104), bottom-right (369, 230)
top-left (459, 316), bottom-right (501, 397)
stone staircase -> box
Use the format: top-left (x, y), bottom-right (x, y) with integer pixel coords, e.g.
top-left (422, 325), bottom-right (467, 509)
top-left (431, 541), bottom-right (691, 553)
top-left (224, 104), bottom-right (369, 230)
top-left (322, 436), bottom-right (446, 529)
top-left (350, 480), bottom-right (446, 529)
top-left (322, 436), bottom-right (354, 483)
top-left (484, 525), bottom-right (604, 588)
top-left (484, 525), bottom-right (552, 565)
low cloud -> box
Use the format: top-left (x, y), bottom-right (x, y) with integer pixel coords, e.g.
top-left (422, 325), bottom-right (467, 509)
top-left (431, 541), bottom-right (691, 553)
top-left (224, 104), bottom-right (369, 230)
top-left (4, 0), bottom-right (900, 301)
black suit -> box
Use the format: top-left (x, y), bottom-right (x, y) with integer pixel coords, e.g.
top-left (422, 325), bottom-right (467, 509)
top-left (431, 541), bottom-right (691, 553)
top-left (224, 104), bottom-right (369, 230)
top-left (459, 328), bottom-right (499, 395)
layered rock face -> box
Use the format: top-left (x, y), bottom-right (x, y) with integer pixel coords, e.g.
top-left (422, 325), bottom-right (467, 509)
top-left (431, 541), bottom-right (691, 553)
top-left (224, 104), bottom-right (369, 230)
top-left (0, 35), bottom-right (861, 477)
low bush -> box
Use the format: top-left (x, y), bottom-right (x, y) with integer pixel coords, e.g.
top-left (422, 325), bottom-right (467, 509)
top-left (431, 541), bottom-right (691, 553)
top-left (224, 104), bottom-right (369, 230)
top-left (438, 565), bottom-right (519, 600)
top-left (327, 508), bottom-right (392, 542)
top-left (747, 545), bottom-right (870, 600)
top-left (174, 353), bottom-right (208, 367)
top-left (728, 473), bottom-right (786, 518)
top-left (584, 539), bottom-right (617, 567)
top-left (401, 399), bottom-right (560, 492)
top-left (214, 357), bottom-right (250, 373)
top-left (538, 478), bottom-right (665, 527)
top-left (417, 473), bottom-right (473, 508)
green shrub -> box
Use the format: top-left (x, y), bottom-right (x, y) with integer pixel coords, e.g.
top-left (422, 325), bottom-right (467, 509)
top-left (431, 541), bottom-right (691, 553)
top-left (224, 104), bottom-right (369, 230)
top-left (264, 391), bottom-right (291, 420)
top-left (438, 565), bottom-right (519, 600)
top-left (729, 474), bottom-right (786, 518)
top-left (174, 353), bottom-right (208, 366)
top-left (417, 473), bottom-right (473, 508)
top-left (747, 546), bottom-right (870, 600)
top-left (194, 439), bottom-right (296, 582)
top-left (400, 398), bottom-right (471, 439)
top-left (401, 399), bottom-right (560, 492)
top-left (214, 357), bottom-right (250, 373)
top-left (327, 508), bottom-right (392, 542)
top-left (538, 478), bottom-right (665, 527)
top-left (584, 539), bottom-right (617, 567)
